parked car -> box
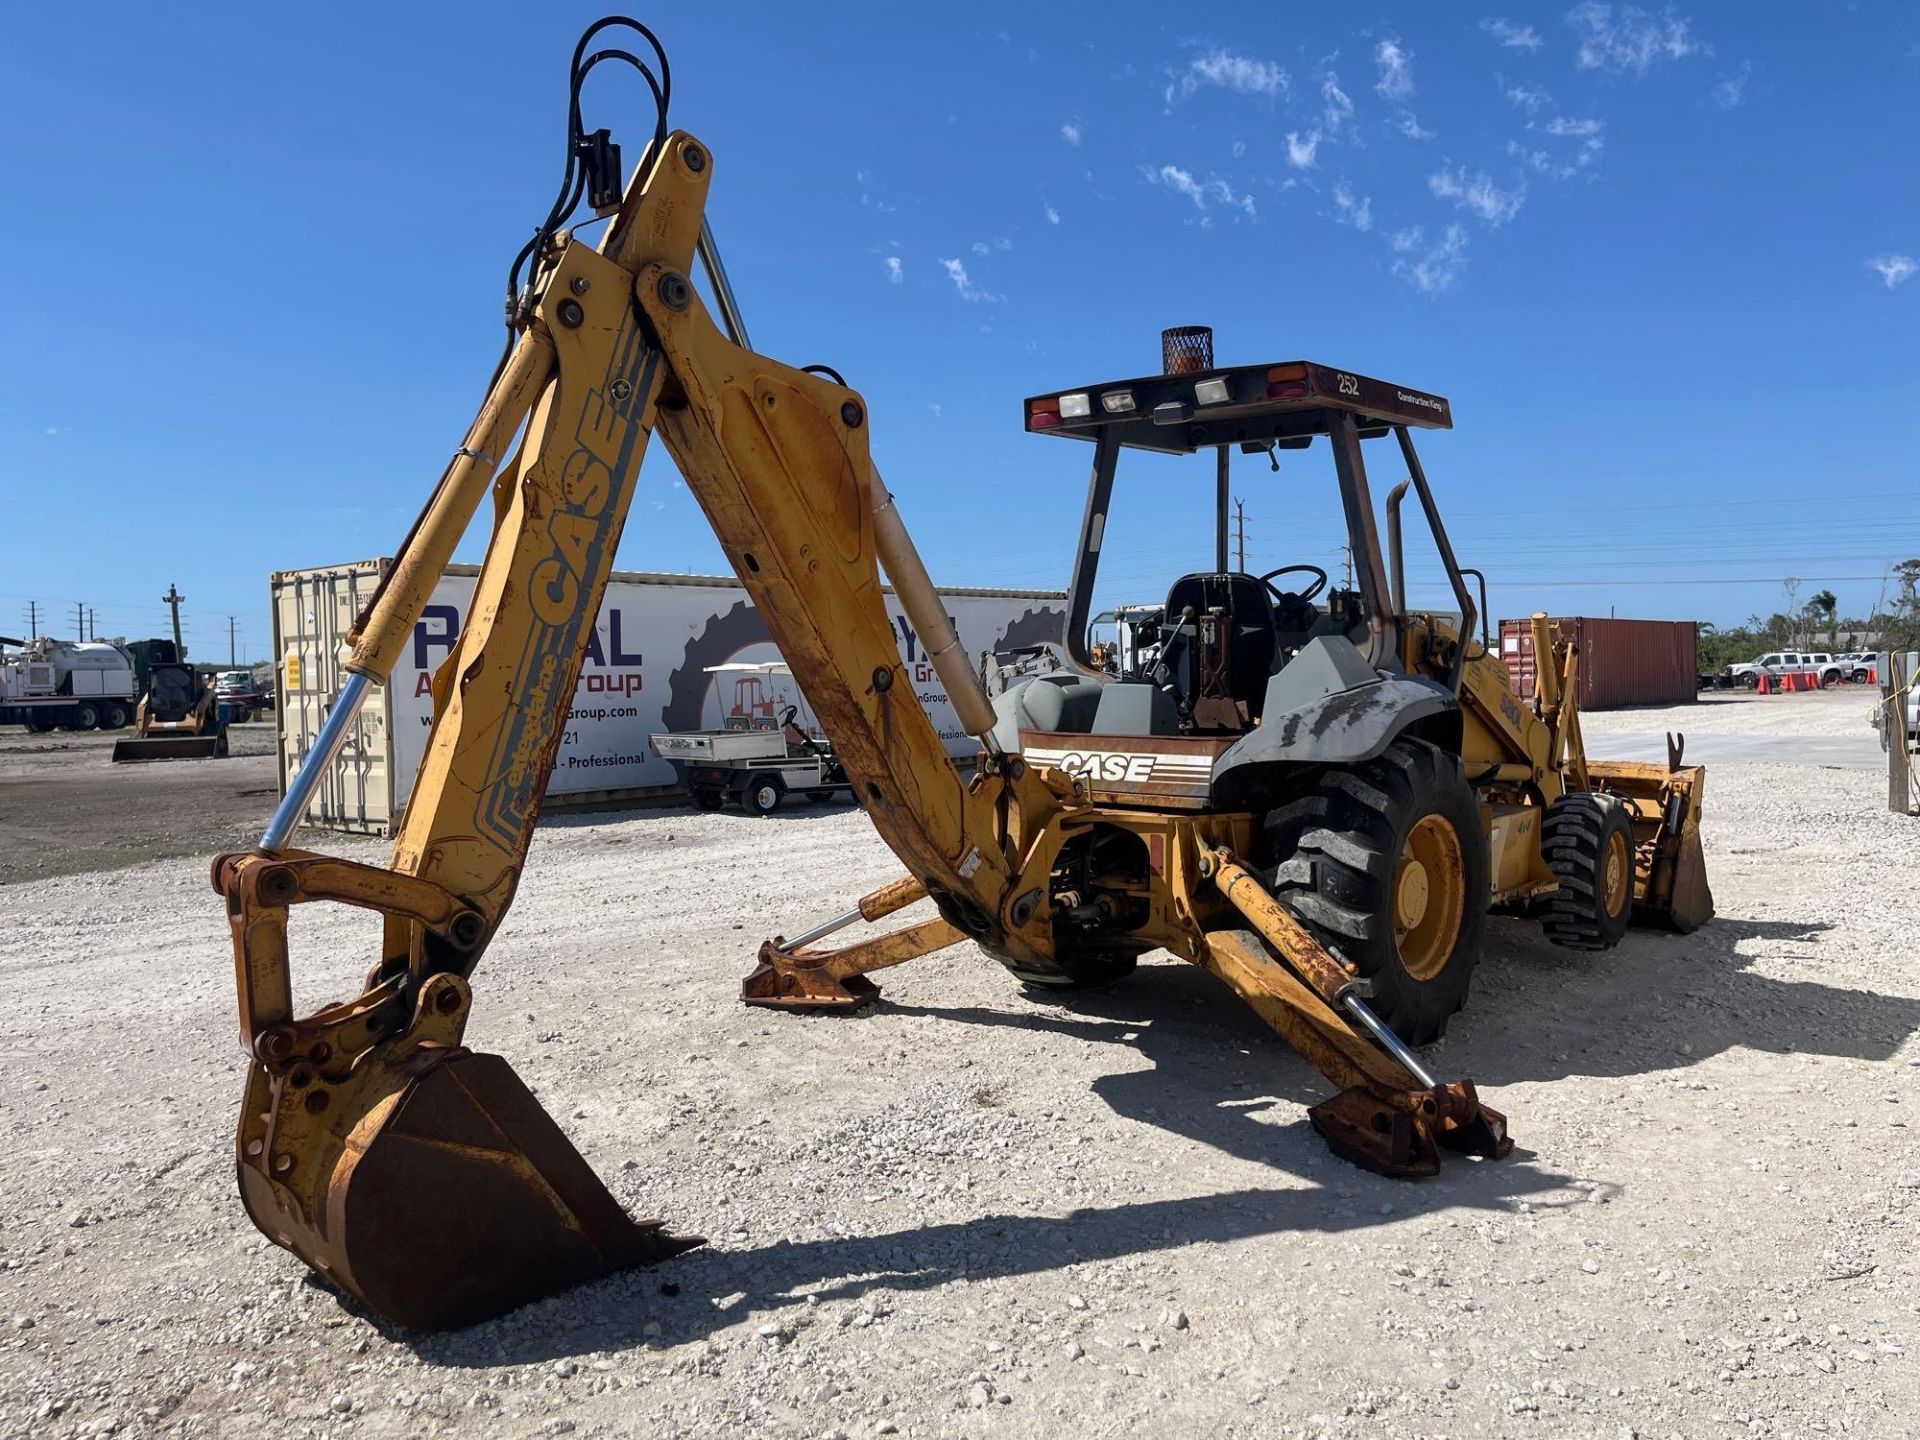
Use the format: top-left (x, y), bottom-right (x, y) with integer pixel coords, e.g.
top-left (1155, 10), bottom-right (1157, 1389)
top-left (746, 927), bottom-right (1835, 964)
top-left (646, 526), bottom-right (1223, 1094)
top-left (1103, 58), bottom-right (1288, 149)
top-left (213, 669), bottom-right (274, 723)
top-left (1723, 651), bottom-right (1843, 689)
top-left (1834, 652), bottom-right (1877, 683)
top-left (1875, 655), bottom-right (1919, 754)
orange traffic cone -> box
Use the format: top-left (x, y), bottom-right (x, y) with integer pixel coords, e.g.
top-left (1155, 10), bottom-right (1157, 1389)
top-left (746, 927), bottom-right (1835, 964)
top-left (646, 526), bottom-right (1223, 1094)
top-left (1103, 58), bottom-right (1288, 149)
top-left (1869, 665), bottom-right (1878, 685)
top-left (1756, 672), bottom-right (1772, 695)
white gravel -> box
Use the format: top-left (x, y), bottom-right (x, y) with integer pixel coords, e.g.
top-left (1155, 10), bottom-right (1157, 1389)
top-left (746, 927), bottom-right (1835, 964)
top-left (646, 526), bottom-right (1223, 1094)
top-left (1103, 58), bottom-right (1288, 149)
top-left (3, 694), bottom-right (1918, 1439)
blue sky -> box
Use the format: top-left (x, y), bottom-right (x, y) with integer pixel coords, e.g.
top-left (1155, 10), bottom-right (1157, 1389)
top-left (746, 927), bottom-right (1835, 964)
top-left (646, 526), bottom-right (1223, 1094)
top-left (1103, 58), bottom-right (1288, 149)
top-left (2, 3), bottom-right (1916, 661)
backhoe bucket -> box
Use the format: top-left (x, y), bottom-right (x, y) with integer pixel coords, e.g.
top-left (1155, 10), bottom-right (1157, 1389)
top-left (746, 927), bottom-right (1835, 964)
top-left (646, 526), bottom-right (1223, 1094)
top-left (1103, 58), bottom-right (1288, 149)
top-left (111, 730), bottom-right (229, 762)
top-left (239, 1045), bottom-right (699, 1330)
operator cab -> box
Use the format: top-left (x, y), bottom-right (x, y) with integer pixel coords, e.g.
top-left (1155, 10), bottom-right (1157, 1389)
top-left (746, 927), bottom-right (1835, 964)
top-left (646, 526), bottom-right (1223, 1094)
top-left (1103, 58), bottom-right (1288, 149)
top-left (992, 327), bottom-right (1468, 791)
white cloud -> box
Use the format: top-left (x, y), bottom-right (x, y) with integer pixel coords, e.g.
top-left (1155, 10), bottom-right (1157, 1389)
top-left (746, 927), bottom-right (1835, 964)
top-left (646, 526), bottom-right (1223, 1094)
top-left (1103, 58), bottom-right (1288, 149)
top-left (1545, 116), bottom-right (1605, 136)
top-left (1481, 17), bottom-right (1545, 50)
top-left (1143, 164), bottom-right (1257, 218)
top-left (1285, 129), bottom-right (1322, 169)
top-left (1374, 38), bottom-right (1414, 100)
top-left (1332, 181), bottom-right (1373, 232)
top-left (43, 426), bottom-right (61, 436)
top-left (1870, 254), bottom-right (1917, 289)
top-left (884, 256), bottom-right (903, 284)
top-left (1505, 82), bottom-right (1553, 113)
top-left (1393, 224), bottom-right (1469, 293)
top-left (1567, 2), bottom-right (1700, 75)
top-left (940, 258), bottom-right (1002, 303)
top-left (1429, 166), bottom-right (1526, 224)
top-left (1710, 62), bottom-right (1750, 109)
top-left (1061, 121), bottom-right (1082, 146)
top-left (1396, 112), bottom-right (1436, 141)
top-left (1320, 73), bottom-right (1355, 131)
top-left (1181, 49), bottom-right (1290, 99)
top-left (1044, 203), bottom-right (1061, 225)
top-left (970, 237), bottom-right (1013, 256)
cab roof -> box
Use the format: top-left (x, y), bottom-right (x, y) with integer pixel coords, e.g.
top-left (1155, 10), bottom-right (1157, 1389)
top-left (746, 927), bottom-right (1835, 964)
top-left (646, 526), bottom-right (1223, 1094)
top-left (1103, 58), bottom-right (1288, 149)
top-left (1024, 360), bottom-right (1451, 456)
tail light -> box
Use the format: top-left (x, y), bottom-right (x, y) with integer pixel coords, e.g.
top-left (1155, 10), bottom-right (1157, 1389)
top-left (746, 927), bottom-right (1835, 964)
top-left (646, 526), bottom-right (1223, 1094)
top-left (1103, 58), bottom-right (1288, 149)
top-left (1266, 363), bottom-right (1307, 399)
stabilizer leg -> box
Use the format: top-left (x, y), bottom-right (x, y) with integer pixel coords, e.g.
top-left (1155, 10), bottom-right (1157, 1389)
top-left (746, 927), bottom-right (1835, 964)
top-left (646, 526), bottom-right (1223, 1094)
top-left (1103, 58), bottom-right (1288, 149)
top-left (1198, 849), bottom-right (1513, 1178)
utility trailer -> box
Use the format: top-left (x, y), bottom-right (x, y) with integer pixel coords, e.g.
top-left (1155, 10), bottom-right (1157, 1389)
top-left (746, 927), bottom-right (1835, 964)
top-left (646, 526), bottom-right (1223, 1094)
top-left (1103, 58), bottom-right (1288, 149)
top-left (648, 663), bottom-right (853, 814)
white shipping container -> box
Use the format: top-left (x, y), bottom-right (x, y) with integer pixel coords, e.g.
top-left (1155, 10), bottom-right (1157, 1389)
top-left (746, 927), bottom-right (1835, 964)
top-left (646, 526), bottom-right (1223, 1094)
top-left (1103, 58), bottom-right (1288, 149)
top-left (272, 559), bottom-right (1065, 834)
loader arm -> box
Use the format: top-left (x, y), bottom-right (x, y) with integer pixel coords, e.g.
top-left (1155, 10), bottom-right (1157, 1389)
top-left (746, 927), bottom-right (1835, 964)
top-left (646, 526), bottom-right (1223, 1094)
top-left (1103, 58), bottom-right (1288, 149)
top-left (212, 128), bottom-right (1056, 1329)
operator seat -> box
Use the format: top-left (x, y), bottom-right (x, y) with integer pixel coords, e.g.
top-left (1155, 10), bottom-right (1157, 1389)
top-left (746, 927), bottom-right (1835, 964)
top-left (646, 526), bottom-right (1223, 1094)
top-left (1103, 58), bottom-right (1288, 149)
top-left (1158, 572), bottom-right (1279, 722)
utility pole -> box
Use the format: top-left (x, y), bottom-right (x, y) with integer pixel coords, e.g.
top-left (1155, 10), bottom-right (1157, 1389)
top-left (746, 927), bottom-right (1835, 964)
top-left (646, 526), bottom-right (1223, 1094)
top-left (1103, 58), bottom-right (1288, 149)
top-left (1341, 543), bottom-right (1354, 591)
top-left (228, 616), bottom-right (237, 666)
top-left (1233, 498), bottom-right (1248, 572)
top-left (87, 608), bottom-right (96, 641)
top-left (24, 600), bottom-right (37, 640)
top-left (75, 600), bottom-right (85, 641)
top-left (162, 583), bottom-right (186, 658)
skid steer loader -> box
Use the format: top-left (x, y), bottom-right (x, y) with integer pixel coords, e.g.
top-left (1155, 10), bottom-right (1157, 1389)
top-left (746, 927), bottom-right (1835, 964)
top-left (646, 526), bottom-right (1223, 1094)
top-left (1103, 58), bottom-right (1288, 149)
top-left (211, 16), bottom-right (1712, 1331)
top-left (111, 661), bottom-right (229, 761)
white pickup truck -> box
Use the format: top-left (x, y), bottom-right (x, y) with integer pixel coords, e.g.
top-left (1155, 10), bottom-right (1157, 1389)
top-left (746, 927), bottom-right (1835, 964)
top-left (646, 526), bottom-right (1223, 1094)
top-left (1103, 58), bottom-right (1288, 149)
top-left (1724, 650), bottom-right (1844, 689)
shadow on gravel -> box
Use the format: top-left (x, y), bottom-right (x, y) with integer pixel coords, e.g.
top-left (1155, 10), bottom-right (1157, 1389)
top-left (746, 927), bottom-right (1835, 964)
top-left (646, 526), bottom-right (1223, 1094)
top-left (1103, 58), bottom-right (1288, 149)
top-left (404, 1160), bottom-right (1583, 1366)
top-left (403, 962), bottom-right (1595, 1366)
top-left (1471, 913), bottom-right (1920, 1085)
top-left (389, 911), bottom-right (1917, 1364)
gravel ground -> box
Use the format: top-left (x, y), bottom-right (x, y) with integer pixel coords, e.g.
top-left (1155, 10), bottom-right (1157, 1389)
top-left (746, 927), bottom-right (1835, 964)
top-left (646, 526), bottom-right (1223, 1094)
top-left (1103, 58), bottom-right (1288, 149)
top-left (3, 692), bottom-right (1917, 1439)
top-left (0, 723), bottom-right (280, 886)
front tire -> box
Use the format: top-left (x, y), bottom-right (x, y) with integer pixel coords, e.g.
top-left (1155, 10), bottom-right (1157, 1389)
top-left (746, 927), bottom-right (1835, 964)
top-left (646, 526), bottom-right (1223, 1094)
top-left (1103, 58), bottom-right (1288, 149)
top-left (1262, 737), bottom-right (1489, 1045)
top-left (1540, 793), bottom-right (1636, 951)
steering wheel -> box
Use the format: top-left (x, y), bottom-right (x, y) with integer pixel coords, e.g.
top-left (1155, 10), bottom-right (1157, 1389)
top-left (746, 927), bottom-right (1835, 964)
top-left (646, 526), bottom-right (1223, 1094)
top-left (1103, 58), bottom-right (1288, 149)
top-left (779, 704), bottom-right (800, 727)
top-left (1258, 564), bottom-right (1329, 607)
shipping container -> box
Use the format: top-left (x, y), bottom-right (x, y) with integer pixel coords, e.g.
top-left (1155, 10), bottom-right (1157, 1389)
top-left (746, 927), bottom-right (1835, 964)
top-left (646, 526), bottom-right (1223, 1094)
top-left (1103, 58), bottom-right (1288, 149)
top-left (272, 560), bottom-right (1066, 834)
top-left (1497, 616), bottom-right (1698, 711)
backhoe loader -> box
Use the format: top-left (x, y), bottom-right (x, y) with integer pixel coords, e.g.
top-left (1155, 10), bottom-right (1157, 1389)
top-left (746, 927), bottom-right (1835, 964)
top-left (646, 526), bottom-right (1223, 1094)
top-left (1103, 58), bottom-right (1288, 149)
top-left (212, 17), bottom-right (1712, 1331)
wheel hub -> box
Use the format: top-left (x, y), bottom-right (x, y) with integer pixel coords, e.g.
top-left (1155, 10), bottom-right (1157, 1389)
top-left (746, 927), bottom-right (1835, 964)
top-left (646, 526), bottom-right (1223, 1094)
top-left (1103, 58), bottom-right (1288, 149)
top-left (1394, 857), bottom-right (1431, 930)
top-left (1395, 814), bottom-right (1465, 982)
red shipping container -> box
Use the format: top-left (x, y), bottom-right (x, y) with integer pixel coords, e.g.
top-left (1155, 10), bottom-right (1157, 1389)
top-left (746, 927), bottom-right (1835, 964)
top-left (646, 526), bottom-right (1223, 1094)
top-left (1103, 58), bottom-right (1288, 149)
top-left (1497, 617), bottom-right (1697, 710)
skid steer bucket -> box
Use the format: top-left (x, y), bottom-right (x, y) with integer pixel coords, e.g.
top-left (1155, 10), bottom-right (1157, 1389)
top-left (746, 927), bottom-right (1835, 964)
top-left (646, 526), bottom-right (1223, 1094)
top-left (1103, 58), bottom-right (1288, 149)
top-left (111, 729), bottom-right (228, 762)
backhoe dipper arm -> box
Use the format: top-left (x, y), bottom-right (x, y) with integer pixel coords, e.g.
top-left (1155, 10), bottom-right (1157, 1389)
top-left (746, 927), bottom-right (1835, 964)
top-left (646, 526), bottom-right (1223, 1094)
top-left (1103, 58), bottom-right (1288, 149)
top-left (211, 129), bottom-right (1049, 1329)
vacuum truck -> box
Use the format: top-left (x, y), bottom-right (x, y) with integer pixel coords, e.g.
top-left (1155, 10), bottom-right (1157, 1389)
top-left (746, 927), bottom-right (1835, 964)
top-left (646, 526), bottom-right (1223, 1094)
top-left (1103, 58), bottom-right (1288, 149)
top-left (0, 636), bottom-right (139, 732)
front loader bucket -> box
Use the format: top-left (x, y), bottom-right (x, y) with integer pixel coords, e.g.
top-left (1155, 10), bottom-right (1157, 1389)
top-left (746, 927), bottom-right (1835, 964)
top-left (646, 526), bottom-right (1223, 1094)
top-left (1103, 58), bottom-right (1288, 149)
top-left (111, 730), bottom-right (228, 762)
top-left (239, 1046), bottom-right (700, 1330)
top-left (1639, 825), bottom-right (1714, 934)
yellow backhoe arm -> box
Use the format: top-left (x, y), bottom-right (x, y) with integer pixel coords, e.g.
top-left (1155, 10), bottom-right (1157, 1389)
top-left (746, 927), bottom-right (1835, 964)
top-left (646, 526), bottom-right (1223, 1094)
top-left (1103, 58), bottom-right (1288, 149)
top-left (211, 129), bottom-right (1071, 1329)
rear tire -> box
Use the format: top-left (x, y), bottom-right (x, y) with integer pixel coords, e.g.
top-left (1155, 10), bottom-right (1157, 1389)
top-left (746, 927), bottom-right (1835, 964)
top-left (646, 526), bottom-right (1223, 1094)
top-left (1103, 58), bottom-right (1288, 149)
top-left (1262, 737), bottom-right (1489, 1045)
top-left (1540, 793), bottom-right (1636, 951)
top-left (70, 703), bottom-right (100, 731)
top-left (102, 702), bottom-right (130, 729)
top-left (746, 773), bottom-right (785, 816)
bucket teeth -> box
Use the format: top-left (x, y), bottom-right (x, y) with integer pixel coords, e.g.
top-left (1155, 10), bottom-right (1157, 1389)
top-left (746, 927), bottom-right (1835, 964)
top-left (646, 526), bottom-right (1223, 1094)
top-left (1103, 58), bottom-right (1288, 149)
top-left (241, 1048), bottom-right (699, 1331)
